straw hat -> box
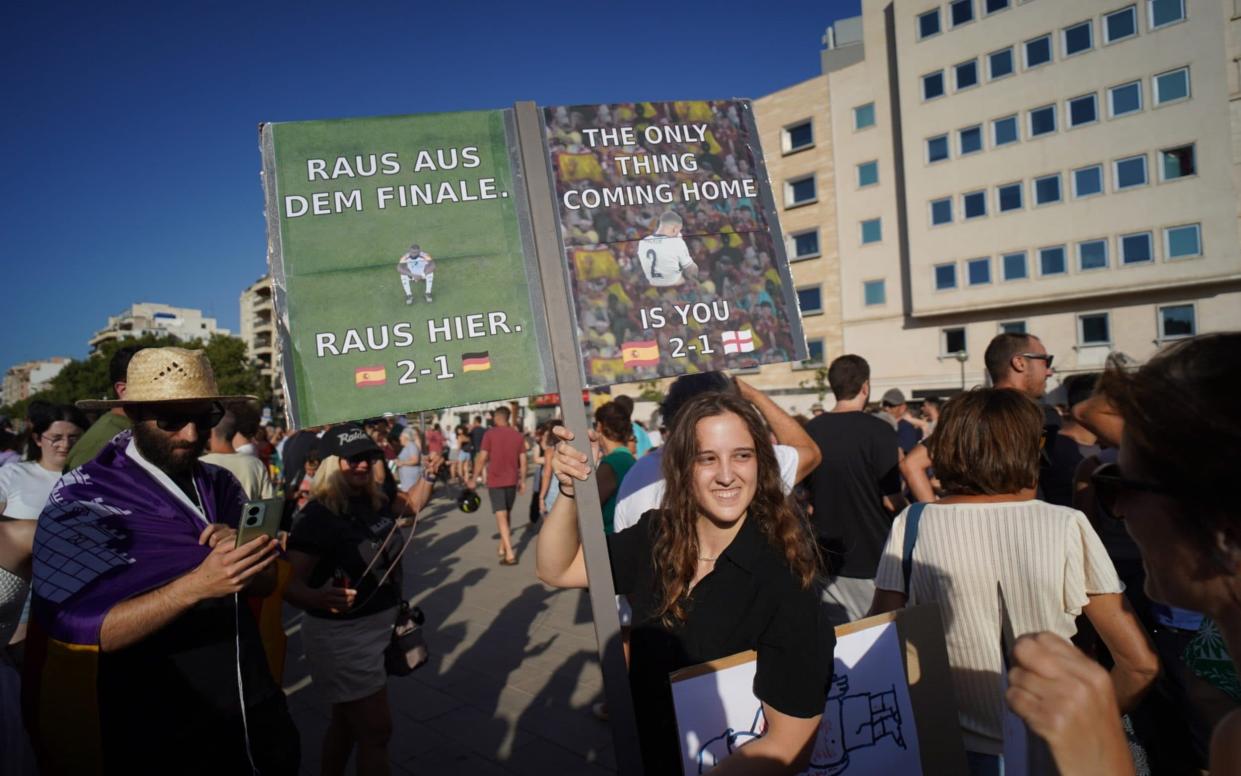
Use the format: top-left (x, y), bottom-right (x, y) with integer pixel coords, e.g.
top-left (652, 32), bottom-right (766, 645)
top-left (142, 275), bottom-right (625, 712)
top-left (77, 346), bottom-right (256, 409)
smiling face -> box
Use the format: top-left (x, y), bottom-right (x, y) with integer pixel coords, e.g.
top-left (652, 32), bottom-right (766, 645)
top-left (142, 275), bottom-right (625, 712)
top-left (691, 411), bottom-right (758, 528)
top-left (338, 453), bottom-right (375, 490)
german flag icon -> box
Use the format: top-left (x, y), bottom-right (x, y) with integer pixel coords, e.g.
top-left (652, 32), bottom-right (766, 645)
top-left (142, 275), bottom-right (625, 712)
top-left (462, 352), bottom-right (491, 373)
top-left (355, 365), bottom-right (387, 387)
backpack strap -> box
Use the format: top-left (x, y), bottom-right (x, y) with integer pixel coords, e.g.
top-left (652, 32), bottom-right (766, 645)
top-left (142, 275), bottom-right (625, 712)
top-left (901, 502), bottom-right (928, 596)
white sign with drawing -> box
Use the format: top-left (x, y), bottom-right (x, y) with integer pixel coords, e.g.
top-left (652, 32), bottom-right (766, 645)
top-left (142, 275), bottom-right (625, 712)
top-left (670, 620), bottom-right (922, 775)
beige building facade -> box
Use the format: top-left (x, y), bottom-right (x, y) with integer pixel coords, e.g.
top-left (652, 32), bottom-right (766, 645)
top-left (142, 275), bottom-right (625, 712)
top-left (89, 302), bottom-right (229, 352)
top-left (2, 357), bottom-right (70, 406)
top-left (825, 0), bottom-right (1241, 397)
top-left (239, 275), bottom-right (283, 413)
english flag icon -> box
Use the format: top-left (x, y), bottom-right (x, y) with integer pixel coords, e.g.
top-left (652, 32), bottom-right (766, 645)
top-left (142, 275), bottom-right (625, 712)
top-left (721, 328), bottom-right (755, 354)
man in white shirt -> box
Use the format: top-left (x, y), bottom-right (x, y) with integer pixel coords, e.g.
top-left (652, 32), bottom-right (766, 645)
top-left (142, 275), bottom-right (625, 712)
top-left (200, 409), bottom-right (276, 500)
top-left (636, 210), bottom-right (698, 288)
top-left (397, 242), bottom-right (436, 304)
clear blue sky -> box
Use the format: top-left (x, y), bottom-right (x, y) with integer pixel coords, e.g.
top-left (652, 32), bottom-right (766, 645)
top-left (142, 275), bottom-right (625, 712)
top-left (0, 0), bottom-right (859, 372)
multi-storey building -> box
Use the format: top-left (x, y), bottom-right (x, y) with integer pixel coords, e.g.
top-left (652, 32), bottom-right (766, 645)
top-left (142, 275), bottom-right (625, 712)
top-left (3, 357), bottom-right (70, 405)
top-left (89, 303), bottom-right (229, 352)
top-left (816, 0), bottom-right (1241, 397)
top-left (239, 276), bottom-right (282, 413)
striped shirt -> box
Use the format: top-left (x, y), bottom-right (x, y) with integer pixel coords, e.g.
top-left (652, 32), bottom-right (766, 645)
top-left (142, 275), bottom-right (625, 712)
top-left (874, 500), bottom-right (1122, 755)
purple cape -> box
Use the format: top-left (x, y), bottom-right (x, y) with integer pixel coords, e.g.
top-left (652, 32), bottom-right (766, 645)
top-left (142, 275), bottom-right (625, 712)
top-left (29, 430), bottom-right (246, 645)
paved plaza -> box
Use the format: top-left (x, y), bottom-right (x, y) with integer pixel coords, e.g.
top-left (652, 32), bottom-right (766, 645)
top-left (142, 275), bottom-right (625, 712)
top-left (282, 483), bottom-right (620, 775)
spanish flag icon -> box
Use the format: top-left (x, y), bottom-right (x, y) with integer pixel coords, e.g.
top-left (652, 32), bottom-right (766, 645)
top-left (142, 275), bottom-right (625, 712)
top-left (621, 340), bottom-right (660, 368)
top-left (462, 352), bottom-right (491, 373)
top-left (355, 365), bottom-right (387, 387)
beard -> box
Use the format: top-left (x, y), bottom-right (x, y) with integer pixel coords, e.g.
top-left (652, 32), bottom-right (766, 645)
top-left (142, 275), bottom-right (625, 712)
top-left (132, 422), bottom-right (208, 477)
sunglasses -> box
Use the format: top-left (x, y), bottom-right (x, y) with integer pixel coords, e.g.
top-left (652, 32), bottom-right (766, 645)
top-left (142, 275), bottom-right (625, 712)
top-left (138, 402), bottom-right (226, 433)
top-left (1019, 353), bottom-right (1054, 368)
top-left (1090, 462), bottom-right (1169, 521)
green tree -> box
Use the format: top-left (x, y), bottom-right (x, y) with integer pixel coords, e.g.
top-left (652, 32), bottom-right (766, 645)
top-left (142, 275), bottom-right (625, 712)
top-left (636, 379), bottom-right (665, 404)
top-left (799, 366), bottom-right (830, 402)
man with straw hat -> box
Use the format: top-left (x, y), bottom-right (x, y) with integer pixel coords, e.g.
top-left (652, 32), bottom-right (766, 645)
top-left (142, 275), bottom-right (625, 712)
top-left (23, 347), bottom-right (299, 775)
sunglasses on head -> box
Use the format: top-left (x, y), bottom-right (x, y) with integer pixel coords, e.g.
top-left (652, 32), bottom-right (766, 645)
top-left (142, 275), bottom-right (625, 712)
top-left (1090, 462), bottom-right (1169, 521)
top-left (139, 402), bottom-right (226, 433)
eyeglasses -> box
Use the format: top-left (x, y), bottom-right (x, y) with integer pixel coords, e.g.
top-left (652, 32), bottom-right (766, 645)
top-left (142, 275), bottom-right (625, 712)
top-left (1020, 353), bottom-right (1054, 369)
top-left (138, 402), bottom-right (225, 433)
top-left (1090, 462), bottom-right (1169, 521)
top-left (41, 434), bottom-right (82, 447)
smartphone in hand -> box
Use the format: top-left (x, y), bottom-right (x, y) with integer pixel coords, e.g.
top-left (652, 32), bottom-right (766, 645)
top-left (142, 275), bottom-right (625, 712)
top-left (235, 497), bottom-right (283, 549)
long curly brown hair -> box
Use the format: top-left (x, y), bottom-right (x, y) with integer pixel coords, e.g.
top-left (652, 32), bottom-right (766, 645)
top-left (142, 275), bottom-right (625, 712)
top-left (652, 391), bottom-right (819, 626)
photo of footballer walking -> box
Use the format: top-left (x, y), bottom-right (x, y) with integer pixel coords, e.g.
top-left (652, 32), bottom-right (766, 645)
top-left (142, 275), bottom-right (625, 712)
top-left (636, 210), bottom-right (698, 288)
top-left (397, 242), bottom-right (435, 304)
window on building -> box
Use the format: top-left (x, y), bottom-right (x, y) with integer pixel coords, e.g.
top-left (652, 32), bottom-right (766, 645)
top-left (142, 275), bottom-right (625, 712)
top-left (786, 175), bottom-right (817, 206)
top-left (967, 257), bottom-right (992, 285)
top-left (999, 320), bottom-right (1027, 334)
top-left (1003, 251), bottom-right (1028, 280)
top-left (1114, 154), bottom-right (1148, 189)
top-left (1161, 144), bottom-right (1196, 180)
top-left (935, 263), bottom-right (958, 290)
top-left (988, 47), bottom-right (1015, 79)
top-left (1063, 20), bottom-right (1094, 55)
top-left (1034, 173), bottom-right (1062, 205)
top-left (1165, 223), bottom-right (1202, 259)
top-left (1078, 238), bottom-right (1109, 270)
top-left (985, 0), bottom-right (1010, 13)
top-left (955, 59), bottom-right (980, 90)
top-left (790, 230), bottom-right (820, 260)
top-left (942, 327), bottom-right (967, 355)
top-left (1024, 34), bottom-right (1053, 68)
top-left (930, 197), bottom-right (954, 225)
top-left (927, 134), bottom-right (950, 163)
top-left (991, 115), bottom-right (1019, 147)
top-left (861, 218), bottom-right (882, 244)
top-left (1120, 231), bottom-right (1154, 264)
top-left (863, 279), bottom-right (886, 306)
top-left (1108, 80), bottom-right (1143, 116)
top-left (1154, 67), bottom-right (1190, 104)
top-left (1159, 304), bottom-right (1195, 339)
top-left (959, 125), bottom-right (984, 155)
top-left (950, 0), bottom-right (974, 27)
top-left (997, 182), bottom-right (1023, 212)
top-left (854, 102), bottom-right (876, 129)
top-left (1073, 164), bottom-right (1105, 198)
top-left (783, 121), bottom-right (813, 153)
top-left (923, 71), bottom-right (946, 100)
top-left (1079, 313), bottom-right (1111, 345)
top-left (804, 338), bottom-right (826, 367)
top-left (918, 8), bottom-right (942, 39)
top-left (1067, 93), bottom-right (1098, 127)
top-left (797, 286), bottom-right (823, 314)
top-left (1104, 5), bottom-right (1138, 43)
top-left (857, 160), bottom-right (879, 187)
top-left (962, 190), bottom-right (987, 219)
top-left (1029, 104), bottom-right (1057, 137)
top-left (1148, 0), bottom-right (1186, 29)
top-left (1039, 245), bottom-right (1067, 275)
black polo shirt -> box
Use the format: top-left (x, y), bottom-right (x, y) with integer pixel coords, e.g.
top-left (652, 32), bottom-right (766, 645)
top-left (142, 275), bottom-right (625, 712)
top-left (610, 510), bottom-right (835, 770)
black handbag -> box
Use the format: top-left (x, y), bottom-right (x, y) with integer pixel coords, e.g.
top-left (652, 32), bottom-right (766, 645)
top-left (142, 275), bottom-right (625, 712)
top-left (356, 509), bottom-right (428, 676)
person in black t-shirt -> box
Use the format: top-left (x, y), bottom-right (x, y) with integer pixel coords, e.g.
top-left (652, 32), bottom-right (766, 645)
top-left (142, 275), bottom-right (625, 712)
top-left (804, 356), bottom-right (904, 625)
top-left (285, 423), bottom-right (441, 776)
top-left (538, 392), bottom-right (833, 773)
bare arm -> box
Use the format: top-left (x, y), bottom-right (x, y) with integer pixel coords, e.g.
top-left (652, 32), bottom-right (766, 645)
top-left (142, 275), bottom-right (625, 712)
top-left (100, 529), bottom-right (277, 652)
top-left (735, 377), bottom-right (821, 482)
top-left (517, 444), bottom-right (528, 494)
top-left (282, 549), bottom-right (355, 613)
top-left (867, 588), bottom-right (907, 618)
top-left (0, 519), bottom-right (35, 578)
top-left (711, 703), bottom-right (821, 775)
top-left (1082, 592), bottom-right (1159, 713)
top-left (472, 449), bottom-right (489, 486)
top-left (596, 461), bottom-right (619, 507)
top-left (534, 426), bottom-right (590, 589)
top-left (1074, 394), bottom-right (1124, 448)
top-left (900, 444), bottom-right (937, 503)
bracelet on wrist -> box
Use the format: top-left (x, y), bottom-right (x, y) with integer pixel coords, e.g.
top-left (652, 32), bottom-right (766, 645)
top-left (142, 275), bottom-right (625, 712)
top-left (423, 470), bottom-right (438, 483)
top-left (558, 483), bottom-right (576, 499)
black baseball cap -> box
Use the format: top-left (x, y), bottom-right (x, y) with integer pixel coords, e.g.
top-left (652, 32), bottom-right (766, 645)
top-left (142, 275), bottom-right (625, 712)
top-left (318, 423), bottom-right (382, 461)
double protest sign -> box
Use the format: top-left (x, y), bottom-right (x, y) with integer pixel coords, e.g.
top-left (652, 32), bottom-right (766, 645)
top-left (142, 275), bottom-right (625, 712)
top-left (261, 99), bottom-right (806, 426)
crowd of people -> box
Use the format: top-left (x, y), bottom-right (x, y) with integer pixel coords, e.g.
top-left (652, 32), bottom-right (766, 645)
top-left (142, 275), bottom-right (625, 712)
top-left (0, 327), bottom-right (1238, 775)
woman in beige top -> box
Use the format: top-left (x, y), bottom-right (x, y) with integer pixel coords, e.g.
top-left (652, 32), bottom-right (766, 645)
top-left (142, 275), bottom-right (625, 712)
top-left (869, 388), bottom-right (1157, 772)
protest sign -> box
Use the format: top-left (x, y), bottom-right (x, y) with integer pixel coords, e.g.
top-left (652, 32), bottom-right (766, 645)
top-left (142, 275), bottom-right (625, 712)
top-left (260, 110), bottom-right (554, 427)
top-left (542, 100), bottom-right (807, 386)
top-left (669, 606), bottom-right (966, 775)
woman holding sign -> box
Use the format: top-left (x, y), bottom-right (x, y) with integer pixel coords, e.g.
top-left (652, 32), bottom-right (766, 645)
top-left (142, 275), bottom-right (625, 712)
top-left (537, 391), bottom-right (833, 773)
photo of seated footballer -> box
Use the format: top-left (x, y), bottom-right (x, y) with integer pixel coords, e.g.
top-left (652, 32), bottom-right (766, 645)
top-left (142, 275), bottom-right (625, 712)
top-left (396, 242), bottom-right (435, 304)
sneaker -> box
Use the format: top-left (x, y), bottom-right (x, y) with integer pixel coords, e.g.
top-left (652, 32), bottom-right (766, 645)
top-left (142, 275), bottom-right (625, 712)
top-left (405, 295), bottom-right (414, 305)
top-left (425, 293), bottom-right (434, 304)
